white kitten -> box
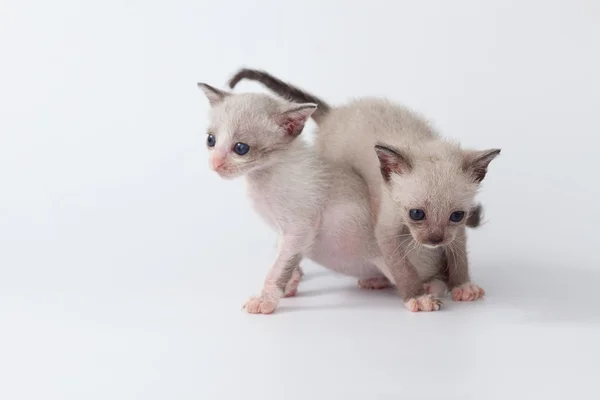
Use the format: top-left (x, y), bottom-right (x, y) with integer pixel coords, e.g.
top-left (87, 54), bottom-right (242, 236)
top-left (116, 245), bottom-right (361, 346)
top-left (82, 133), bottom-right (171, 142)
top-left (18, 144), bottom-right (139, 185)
top-left (199, 84), bottom-right (380, 313)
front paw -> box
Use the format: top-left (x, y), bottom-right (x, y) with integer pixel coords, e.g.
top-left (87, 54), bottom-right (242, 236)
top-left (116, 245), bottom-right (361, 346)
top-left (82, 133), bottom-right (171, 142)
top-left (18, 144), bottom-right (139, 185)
top-left (451, 282), bottom-right (485, 301)
top-left (243, 296), bottom-right (279, 314)
top-left (404, 294), bottom-right (442, 312)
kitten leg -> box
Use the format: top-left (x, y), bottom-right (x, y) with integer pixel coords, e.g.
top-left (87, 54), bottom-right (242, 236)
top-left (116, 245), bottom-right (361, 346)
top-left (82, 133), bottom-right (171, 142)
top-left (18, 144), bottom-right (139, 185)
top-left (271, 238), bottom-right (302, 297)
top-left (445, 228), bottom-right (485, 301)
top-left (397, 268), bottom-right (442, 312)
top-left (243, 236), bottom-right (305, 314)
top-left (284, 266), bottom-right (303, 297)
top-left (358, 276), bottom-right (392, 290)
top-left (376, 236), bottom-right (442, 312)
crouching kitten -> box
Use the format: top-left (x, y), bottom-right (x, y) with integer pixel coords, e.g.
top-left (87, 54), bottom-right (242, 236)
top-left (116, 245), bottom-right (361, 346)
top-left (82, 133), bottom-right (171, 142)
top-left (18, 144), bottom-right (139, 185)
top-left (198, 83), bottom-right (482, 313)
top-left (228, 69), bottom-right (500, 311)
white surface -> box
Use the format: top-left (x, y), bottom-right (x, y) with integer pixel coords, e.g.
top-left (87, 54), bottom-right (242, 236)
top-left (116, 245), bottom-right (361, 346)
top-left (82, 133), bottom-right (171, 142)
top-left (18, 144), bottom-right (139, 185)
top-left (1, 1), bottom-right (599, 399)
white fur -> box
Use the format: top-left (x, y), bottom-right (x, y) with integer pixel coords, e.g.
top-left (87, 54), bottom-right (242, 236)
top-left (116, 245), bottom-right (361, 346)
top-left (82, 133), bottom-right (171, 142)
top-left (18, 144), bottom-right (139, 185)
top-left (198, 87), bottom-right (402, 314)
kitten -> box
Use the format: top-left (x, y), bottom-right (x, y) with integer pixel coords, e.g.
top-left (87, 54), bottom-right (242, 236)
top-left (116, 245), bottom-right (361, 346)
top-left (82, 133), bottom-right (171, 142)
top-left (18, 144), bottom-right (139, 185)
top-left (198, 83), bottom-right (484, 313)
top-left (198, 83), bottom-right (382, 313)
top-left (228, 69), bottom-right (500, 310)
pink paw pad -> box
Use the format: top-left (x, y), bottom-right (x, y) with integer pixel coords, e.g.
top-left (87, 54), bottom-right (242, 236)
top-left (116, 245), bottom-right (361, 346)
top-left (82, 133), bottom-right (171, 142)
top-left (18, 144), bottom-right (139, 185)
top-left (243, 296), bottom-right (278, 314)
top-left (358, 277), bottom-right (392, 290)
top-left (451, 282), bottom-right (485, 302)
top-left (404, 294), bottom-right (442, 312)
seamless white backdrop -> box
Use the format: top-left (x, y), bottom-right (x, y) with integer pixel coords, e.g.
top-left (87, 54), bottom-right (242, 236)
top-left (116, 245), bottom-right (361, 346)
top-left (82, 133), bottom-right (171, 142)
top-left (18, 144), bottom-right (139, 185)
top-left (1, 1), bottom-right (599, 399)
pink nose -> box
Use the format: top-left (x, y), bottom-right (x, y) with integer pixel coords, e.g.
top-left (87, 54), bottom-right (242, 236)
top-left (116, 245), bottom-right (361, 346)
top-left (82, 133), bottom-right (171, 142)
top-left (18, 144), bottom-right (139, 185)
top-left (211, 155), bottom-right (226, 170)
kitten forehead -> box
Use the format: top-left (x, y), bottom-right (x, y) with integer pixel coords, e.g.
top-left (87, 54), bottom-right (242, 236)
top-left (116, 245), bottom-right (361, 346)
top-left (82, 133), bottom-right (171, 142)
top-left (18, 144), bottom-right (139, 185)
top-left (207, 93), bottom-right (293, 137)
top-left (390, 141), bottom-right (477, 210)
top-left (393, 166), bottom-right (475, 201)
top-left (211, 93), bottom-right (286, 122)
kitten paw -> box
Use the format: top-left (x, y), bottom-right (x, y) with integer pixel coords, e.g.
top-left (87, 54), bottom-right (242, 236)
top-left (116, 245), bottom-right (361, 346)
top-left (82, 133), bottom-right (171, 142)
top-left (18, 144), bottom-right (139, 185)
top-left (404, 294), bottom-right (442, 312)
top-left (284, 267), bottom-right (302, 297)
top-left (451, 282), bottom-right (485, 301)
top-left (243, 296), bottom-right (279, 314)
top-left (423, 279), bottom-right (448, 297)
top-left (358, 276), bottom-right (392, 290)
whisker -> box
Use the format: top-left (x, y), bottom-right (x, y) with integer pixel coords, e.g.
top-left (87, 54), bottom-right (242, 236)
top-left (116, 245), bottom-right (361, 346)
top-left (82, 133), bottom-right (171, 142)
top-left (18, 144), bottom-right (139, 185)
top-left (397, 240), bottom-right (417, 267)
top-left (454, 244), bottom-right (468, 268)
top-left (446, 243), bottom-right (458, 279)
top-left (390, 237), bottom-right (412, 260)
top-left (379, 233), bottom-right (414, 242)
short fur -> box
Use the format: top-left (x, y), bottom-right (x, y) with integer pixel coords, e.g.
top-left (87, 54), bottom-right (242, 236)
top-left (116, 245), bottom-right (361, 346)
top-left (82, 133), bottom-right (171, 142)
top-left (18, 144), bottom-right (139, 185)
top-left (199, 83), bottom-right (461, 313)
top-left (228, 69), bottom-right (500, 309)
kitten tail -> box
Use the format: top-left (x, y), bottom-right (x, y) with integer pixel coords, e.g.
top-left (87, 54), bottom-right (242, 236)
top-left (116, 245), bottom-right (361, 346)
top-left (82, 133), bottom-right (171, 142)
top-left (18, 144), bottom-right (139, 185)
top-left (228, 68), bottom-right (331, 124)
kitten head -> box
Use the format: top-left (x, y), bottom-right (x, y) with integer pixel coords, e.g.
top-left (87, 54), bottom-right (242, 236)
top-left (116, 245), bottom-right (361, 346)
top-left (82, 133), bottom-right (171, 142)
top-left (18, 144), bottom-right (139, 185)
top-left (375, 141), bottom-right (500, 248)
top-left (198, 83), bottom-right (316, 179)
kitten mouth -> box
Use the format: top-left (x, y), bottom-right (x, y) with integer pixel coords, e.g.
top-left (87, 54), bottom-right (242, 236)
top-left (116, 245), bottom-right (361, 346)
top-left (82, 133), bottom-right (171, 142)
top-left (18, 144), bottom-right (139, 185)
top-left (214, 168), bottom-right (240, 179)
top-left (216, 171), bottom-right (236, 179)
top-left (418, 238), bottom-right (449, 248)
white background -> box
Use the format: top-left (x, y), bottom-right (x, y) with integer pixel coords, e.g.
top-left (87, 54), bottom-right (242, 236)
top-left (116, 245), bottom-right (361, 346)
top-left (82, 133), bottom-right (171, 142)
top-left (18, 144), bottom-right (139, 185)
top-left (1, 0), bottom-right (599, 399)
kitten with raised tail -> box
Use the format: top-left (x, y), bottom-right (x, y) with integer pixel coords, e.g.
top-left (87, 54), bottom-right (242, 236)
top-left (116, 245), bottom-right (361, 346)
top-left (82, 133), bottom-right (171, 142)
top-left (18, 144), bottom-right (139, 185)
top-left (198, 82), bottom-right (484, 313)
top-left (228, 69), bottom-right (500, 311)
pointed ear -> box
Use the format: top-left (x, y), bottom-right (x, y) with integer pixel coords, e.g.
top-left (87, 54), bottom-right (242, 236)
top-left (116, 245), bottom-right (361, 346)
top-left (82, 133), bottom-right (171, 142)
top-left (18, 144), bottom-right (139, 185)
top-left (463, 149), bottom-right (501, 183)
top-left (374, 144), bottom-right (412, 182)
top-left (276, 103), bottom-right (317, 136)
top-left (197, 83), bottom-right (229, 107)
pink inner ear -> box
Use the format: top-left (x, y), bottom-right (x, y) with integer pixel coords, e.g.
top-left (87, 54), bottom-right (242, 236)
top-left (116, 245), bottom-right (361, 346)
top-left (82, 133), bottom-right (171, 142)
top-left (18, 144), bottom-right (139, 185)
top-left (283, 118), bottom-right (298, 136)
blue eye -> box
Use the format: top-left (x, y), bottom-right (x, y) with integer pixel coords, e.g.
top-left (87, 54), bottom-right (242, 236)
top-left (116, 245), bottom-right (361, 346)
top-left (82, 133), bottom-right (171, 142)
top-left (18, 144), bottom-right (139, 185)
top-left (234, 142), bottom-right (250, 155)
top-left (450, 211), bottom-right (465, 222)
top-left (409, 209), bottom-right (425, 221)
top-left (207, 134), bottom-right (216, 147)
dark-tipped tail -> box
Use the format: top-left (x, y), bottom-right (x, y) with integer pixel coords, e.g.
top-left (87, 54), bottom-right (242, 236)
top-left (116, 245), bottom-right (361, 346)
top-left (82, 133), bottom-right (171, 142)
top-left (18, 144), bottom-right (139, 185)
top-left (466, 204), bottom-right (483, 228)
top-left (228, 68), bottom-right (331, 124)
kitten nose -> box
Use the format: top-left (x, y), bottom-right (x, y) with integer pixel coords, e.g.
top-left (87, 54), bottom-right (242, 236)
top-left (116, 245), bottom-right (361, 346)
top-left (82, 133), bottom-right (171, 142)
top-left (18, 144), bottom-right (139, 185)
top-left (211, 155), bottom-right (226, 170)
top-left (427, 233), bottom-right (444, 245)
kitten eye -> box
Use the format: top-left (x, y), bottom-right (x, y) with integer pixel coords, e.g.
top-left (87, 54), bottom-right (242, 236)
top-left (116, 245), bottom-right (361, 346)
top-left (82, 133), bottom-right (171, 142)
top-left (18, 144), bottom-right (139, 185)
top-left (234, 142), bottom-right (250, 155)
top-left (207, 134), bottom-right (216, 147)
top-left (450, 211), bottom-right (465, 222)
top-left (409, 209), bottom-right (425, 221)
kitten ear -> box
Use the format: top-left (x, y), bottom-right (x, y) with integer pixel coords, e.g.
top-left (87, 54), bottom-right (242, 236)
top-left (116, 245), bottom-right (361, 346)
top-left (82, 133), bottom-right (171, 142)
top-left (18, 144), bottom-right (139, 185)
top-left (277, 103), bottom-right (317, 136)
top-left (197, 83), bottom-right (229, 107)
top-left (462, 148), bottom-right (501, 183)
top-left (374, 144), bottom-right (412, 181)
